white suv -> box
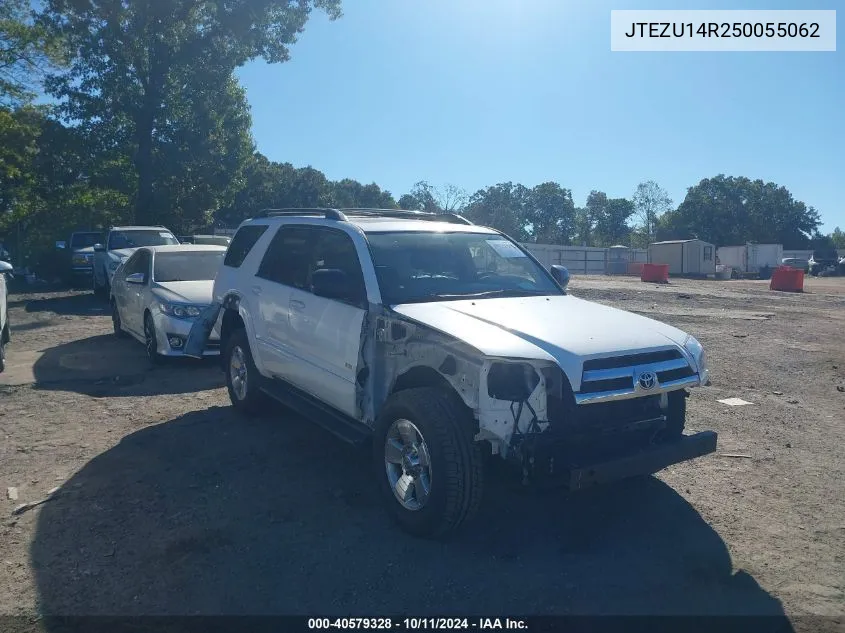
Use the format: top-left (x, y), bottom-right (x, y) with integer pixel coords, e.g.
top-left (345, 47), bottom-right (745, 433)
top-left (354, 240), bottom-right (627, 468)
top-left (186, 208), bottom-right (716, 538)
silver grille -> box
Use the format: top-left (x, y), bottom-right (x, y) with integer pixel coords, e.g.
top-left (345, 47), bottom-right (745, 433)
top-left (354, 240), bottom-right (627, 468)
top-left (576, 348), bottom-right (698, 404)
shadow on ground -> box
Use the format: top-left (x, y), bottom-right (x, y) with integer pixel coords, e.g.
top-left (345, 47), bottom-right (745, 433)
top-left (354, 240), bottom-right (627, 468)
top-left (31, 334), bottom-right (222, 397)
top-left (22, 292), bottom-right (107, 317)
top-left (32, 406), bottom-right (794, 625)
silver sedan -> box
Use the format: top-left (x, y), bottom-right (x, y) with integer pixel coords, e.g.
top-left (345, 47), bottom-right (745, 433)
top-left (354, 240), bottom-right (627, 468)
top-left (110, 245), bottom-right (226, 363)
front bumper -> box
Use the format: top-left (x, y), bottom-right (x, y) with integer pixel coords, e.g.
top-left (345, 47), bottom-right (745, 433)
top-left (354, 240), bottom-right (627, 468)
top-left (528, 430), bottom-right (718, 490)
top-left (568, 431), bottom-right (717, 490)
top-left (153, 312), bottom-right (220, 357)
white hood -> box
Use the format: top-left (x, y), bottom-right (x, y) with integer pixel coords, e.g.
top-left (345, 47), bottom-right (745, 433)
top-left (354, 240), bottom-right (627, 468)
top-left (393, 295), bottom-right (691, 387)
top-left (152, 280), bottom-right (214, 305)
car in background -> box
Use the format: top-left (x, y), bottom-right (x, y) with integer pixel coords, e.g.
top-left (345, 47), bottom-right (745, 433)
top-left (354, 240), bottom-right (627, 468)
top-left (110, 244), bottom-right (226, 363)
top-left (59, 230), bottom-right (104, 287)
top-left (178, 234), bottom-right (231, 247)
top-left (92, 225), bottom-right (179, 297)
top-left (0, 259), bottom-right (12, 372)
top-left (781, 257), bottom-right (809, 273)
top-left (807, 248), bottom-right (840, 277)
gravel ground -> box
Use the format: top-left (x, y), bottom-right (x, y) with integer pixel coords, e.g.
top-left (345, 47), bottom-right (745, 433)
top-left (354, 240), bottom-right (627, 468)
top-left (0, 276), bottom-right (843, 630)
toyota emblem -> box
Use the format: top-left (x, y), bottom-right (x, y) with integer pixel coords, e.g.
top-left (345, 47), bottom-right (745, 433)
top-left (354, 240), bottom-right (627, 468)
top-left (638, 371), bottom-right (658, 390)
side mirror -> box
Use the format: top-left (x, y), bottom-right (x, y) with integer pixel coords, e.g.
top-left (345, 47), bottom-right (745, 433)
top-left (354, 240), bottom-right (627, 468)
top-left (55, 241), bottom-right (67, 250)
top-left (93, 243), bottom-right (105, 252)
top-left (311, 268), bottom-right (353, 301)
top-left (125, 272), bottom-right (145, 284)
top-left (550, 265), bottom-right (570, 289)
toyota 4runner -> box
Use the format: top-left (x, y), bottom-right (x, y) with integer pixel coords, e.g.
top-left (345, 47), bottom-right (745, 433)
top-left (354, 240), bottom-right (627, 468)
top-left (185, 208), bottom-right (717, 538)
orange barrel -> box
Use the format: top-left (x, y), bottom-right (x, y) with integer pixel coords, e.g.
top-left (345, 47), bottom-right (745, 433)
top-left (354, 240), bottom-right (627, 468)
top-left (641, 263), bottom-right (669, 283)
top-left (627, 262), bottom-right (645, 276)
top-left (770, 266), bottom-right (804, 292)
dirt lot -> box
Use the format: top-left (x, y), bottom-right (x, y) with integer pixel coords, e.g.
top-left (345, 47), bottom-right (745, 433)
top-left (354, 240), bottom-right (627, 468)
top-left (1, 275), bottom-right (843, 629)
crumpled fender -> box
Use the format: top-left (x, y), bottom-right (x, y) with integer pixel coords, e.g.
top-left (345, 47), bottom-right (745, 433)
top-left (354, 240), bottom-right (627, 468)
top-left (183, 301), bottom-right (222, 358)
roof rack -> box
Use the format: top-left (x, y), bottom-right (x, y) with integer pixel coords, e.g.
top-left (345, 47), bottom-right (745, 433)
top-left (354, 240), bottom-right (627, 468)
top-left (254, 207), bottom-right (474, 226)
top-left (255, 208), bottom-right (348, 220)
top-left (340, 208), bottom-right (473, 225)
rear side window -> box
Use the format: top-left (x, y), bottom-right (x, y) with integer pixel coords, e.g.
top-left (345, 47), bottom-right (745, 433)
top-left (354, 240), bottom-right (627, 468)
top-left (224, 225), bottom-right (268, 268)
top-left (256, 226), bottom-right (313, 288)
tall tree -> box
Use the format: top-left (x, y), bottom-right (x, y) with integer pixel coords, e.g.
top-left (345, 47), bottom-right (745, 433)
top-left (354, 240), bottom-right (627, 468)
top-left (463, 182), bottom-right (530, 241)
top-left (330, 178), bottom-right (396, 209)
top-left (830, 227), bottom-right (845, 249)
top-left (398, 181), bottom-right (468, 214)
top-left (40, 0), bottom-right (342, 225)
top-left (664, 175), bottom-right (820, 248)
top-left (633, 180), bottom-right (672, 243)
top-left (525, 182), bottom-right (575, 244)
top-left (0, 0), bottom-right (63, 106)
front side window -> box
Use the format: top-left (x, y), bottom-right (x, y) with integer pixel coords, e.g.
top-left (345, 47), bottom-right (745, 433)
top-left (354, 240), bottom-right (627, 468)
top-left (257, 226), bottom-right (366, 305)
top-left (154, 251), bottom-right (225, 283)
top-left (366, 231), bottom-right (562, 305)
top-left (108, 230), bottom-right (178, 250)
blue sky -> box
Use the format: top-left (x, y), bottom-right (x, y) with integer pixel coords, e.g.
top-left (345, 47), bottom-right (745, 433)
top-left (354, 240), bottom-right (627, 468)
top-left (236, 0), bottom-right (843, 232)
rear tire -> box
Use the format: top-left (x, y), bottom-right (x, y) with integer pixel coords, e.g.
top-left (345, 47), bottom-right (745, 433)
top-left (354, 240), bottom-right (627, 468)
top-left (0, 338), bottom-right (6, 374)
top-left (373, 387), bottom-right (484, 539)
top-left (223, 328), bottom-right (265, 415)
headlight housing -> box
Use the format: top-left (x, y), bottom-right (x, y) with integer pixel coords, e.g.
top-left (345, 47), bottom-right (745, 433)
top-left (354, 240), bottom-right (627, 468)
top-left (684, 335), bottom-right (709, 385)
top-left (158, 302), bottom-right (202, 319)
top-left (72, 255), bottom-right (88, 266)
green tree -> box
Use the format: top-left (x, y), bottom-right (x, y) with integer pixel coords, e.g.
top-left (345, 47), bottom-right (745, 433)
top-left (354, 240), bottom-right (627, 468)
top-left (633, 180), bottom-right (672, 243)
top-left (828, 227), bottom-right (845, 249)
top-left (525, 182), bottom-right (575, 244)
top-left (0, 0), bottom-right (63, 106)
top-left (464, 182), bottom-right (530, 241)
top-left (330, 178), bottom-right (396, 209)
top-left (398, 181), bottom-right (468, 214)
top-left (665, 175), bottom-right (820, 248)
top-left (40, 0), bottom-right (342, 226)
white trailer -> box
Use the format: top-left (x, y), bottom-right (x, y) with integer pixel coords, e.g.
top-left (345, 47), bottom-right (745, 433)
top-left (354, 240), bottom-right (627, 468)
top-left (716, 243), bottom-right (783, 276)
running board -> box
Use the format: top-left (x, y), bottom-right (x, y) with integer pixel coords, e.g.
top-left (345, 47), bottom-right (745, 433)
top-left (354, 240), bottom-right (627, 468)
top-left (259, 377), bottom-right (372, 446)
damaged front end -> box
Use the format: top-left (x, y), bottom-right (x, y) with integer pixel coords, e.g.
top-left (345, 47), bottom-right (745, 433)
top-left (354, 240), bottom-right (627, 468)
top-left (476, 360), bottom-right (717, 490)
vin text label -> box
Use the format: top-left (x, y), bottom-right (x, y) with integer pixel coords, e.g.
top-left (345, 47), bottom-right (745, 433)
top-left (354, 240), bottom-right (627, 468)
top-left (611, 10), bottom-right (836, 51)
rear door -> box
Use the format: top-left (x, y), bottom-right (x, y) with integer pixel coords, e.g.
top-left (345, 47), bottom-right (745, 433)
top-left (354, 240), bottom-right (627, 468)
top-left (116, 250), bottom-right (151, 336)
top-left (285, 226), bottom-right (367, 418)
top-left (250, 226), bottom-right (307, 376)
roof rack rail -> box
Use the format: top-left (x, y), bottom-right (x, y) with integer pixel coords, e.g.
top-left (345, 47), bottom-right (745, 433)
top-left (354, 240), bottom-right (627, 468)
top-left (255, 208), bottom-right (348, 221)
top-left (340, 208), bottom-right (474, 225)
top-left (253, 207), bottom-right (474, 226)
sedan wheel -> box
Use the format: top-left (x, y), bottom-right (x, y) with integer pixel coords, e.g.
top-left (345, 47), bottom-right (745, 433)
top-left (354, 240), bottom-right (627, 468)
top-left (144, 314), bottom-right (162, 364)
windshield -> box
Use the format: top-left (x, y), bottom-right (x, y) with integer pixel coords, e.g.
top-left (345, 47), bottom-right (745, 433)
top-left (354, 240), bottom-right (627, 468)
top-left (153, 251), bottom-right (224, 283)
top-left (70, 233), bottom-right (103, 249)
top-left (366, 231), bottom-right (562, 304)
top-left (108, 230), bottom-right (179, 250)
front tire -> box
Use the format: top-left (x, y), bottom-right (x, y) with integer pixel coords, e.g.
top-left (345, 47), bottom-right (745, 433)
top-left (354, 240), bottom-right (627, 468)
top-left (373, 387), bottom-right (484, 539)
top-left (111, 301), bottom-right (127, 338)
top-left (143, 313), bottom-right (163, 365)
top-left (223, 328), bottom-right (265, 415)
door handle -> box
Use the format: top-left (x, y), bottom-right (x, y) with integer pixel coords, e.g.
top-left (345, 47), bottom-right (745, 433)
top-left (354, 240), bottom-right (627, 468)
top-left (251, 285), bottom-right (262, 296)
top-left (290, 299), bottom-right (306, 311)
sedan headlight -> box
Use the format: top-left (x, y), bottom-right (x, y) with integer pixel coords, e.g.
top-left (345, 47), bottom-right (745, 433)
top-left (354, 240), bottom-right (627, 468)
top-left (684, 335), bottom-right (709, 384)
top-left (158, 302), bottom-right (202, 319)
